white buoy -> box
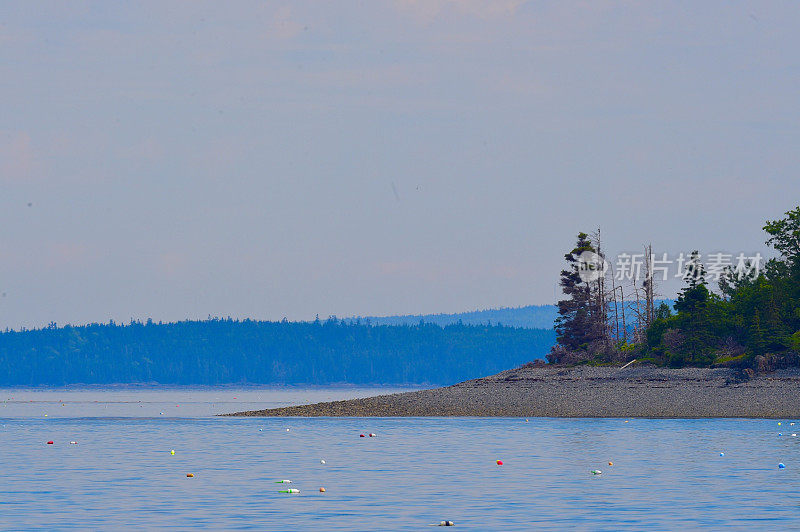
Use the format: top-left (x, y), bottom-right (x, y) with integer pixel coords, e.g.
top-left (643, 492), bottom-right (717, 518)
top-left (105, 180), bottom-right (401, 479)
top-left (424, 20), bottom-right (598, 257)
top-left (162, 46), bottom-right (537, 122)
top-left (320, 459), bottom-right (326, 464)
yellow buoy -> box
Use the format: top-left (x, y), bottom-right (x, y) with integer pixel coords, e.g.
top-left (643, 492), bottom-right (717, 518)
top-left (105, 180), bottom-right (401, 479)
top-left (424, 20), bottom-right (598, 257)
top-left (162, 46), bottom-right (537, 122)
top-left (319, 487), bottom-right (326, 492)
top-left (186, 473), bottom-right (194, 478)
top-left (170, 449), bottom-right (175, 455)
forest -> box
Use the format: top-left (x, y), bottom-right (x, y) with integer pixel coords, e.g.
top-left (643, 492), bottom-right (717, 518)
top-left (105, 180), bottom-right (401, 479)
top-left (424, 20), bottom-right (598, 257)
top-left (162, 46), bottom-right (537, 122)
top-left (549, 206), bottom-right (800, 371)
top-left (343, 304), bottom-right (558, 329)
top-left (0, 319), bottom-right (555, 386)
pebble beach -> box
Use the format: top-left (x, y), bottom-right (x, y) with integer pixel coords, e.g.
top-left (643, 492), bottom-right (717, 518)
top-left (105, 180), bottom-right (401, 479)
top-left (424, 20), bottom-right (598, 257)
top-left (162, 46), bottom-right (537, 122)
top-left (227, 364), bottom-right (800, 418)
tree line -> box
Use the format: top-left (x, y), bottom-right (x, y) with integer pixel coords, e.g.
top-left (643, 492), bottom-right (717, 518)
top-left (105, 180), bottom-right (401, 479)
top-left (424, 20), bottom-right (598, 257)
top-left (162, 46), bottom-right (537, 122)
top-left (550, 206), bottom-right (800, 370)
top-left (0, 318), bottom-right (555, 386)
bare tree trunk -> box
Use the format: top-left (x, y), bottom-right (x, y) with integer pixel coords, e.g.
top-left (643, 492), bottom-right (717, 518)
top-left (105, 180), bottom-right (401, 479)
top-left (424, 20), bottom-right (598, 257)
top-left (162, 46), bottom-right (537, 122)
top-left (611, 273), bottom-right (620, 342)
top-left (619, 285), bottom-right (627, 344)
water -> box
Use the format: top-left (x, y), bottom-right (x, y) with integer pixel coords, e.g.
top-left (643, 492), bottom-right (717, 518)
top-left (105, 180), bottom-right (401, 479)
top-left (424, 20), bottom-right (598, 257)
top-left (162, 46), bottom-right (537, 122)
top-left (2, 389), bottom-right (799, 530)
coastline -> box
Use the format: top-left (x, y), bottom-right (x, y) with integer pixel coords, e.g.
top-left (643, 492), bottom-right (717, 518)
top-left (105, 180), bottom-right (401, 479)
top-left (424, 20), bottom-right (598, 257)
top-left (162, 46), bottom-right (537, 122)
top-left (224, 364), bottom-right (800, 418)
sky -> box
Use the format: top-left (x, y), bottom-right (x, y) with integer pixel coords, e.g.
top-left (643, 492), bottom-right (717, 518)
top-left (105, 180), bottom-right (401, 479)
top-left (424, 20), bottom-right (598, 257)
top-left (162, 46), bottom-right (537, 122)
top-left (2, 1), bottom-right (800, 329)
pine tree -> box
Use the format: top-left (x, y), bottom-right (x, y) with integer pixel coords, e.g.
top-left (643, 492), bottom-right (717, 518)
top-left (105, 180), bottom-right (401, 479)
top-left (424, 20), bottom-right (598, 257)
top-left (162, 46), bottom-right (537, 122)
top-left (550, 232), bottom-right (607, 361)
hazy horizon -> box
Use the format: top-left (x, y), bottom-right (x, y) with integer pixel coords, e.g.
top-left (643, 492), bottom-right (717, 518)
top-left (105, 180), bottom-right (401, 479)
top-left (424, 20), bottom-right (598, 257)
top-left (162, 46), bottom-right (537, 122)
top-left (3, 1), bottom-right (800, 330)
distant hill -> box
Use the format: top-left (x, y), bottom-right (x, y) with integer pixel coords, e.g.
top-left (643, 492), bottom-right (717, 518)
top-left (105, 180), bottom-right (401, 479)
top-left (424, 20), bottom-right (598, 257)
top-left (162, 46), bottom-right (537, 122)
top-left (0, 318), bottom-right (556, 386)
top-left (344, 305), bottom-right (559, 329)
top-left (345, 300), bottom-right (676, 330)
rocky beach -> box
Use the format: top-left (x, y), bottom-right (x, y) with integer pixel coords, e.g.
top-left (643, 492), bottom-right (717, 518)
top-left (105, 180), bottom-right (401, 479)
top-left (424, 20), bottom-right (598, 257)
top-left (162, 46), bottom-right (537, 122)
top-left (226, 364), bottom-right (800, 418)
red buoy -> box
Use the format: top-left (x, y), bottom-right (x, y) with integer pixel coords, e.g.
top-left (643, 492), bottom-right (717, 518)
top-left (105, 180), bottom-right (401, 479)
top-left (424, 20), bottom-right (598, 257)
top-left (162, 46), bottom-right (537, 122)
top-left (47, 441), bottom-right (54, 445)
top-left (496, 460), bottom-right (503, 465)
top-left (359, 434), bottom-right (365, 437)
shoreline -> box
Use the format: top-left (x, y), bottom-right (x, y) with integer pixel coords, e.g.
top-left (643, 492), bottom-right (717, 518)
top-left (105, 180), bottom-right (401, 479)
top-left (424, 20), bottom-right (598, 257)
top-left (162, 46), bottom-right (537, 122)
top-left (224, 364), bottom-right (800, 418)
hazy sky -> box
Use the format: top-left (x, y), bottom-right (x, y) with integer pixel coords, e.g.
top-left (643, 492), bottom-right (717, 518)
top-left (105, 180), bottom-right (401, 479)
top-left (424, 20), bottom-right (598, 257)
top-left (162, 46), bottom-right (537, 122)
top-left (2, 1), bottom-right (800, 329)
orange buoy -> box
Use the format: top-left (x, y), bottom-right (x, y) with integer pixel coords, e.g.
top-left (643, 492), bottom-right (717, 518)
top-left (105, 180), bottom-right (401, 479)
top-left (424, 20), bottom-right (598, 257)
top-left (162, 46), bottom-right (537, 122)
top-left (319, 487), bottom-right (326, 492)
top-left (608, 461), bottom-right (614, 466)
top-left (186, 473), bottom-right (194, 478)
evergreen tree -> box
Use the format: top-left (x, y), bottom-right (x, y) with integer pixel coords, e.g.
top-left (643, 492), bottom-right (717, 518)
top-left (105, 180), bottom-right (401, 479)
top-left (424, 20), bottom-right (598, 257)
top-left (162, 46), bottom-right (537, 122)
top-left (550, 232), bottom-right (606, 361)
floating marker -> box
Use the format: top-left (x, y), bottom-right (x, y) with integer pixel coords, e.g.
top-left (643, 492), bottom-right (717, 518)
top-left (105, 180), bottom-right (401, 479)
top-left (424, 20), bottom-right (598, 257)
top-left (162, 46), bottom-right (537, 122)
top-left (435, 521), bottom-right (455, 526)
top-left (259, 429), bottom-right (263, 432)
top-left (778, 422), bottom-right (782, 426)
top-left (47, 441), bottom-right (54, 445)
top-left (320, 460), bottom-right (326, 464)
top-left (779, 463), bottom-right (786, 469)
top-left (496, 460), bottom-right (503, 465)
top-left (525, 419), bottom-right (529, 423)
top-left (279, 489), bottom-right (300, 494)
top-left (186, 473), bottom-right (194, 477)
top-left (319, 487), bottom-right (326, 492)
top-left (779, 433), bottom-right (783, 436)
top-left (369, 433), bottom-right (376, 437)
top-left (793, 434), bottom-right (797, 437)
top-left (591, 470), bottom-right (602, 475)
top-left (720, 452), bottom-right (725, 457)
top-left (275, 480), bottom-right (292, 484)
top-left (170, 449), bottom-right (175, 455)
top-left (360, 434), bottom-right (365, 438)
top-left (160, 412), bottom-right (164, 415)
top-left (608, 461), bottom-right (614, 466)
top-left (69, 441), bottom-right (77, 445)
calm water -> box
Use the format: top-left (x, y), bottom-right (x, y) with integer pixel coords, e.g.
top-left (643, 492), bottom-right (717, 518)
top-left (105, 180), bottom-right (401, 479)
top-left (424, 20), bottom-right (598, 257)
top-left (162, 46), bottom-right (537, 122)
top-left (2, 389), bottom-right (799, 530)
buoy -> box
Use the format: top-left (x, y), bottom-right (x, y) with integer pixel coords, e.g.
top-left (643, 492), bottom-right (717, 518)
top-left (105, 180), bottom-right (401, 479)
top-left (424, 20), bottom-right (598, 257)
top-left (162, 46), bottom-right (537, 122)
top-left (434, 521), bottom-right (455, 526)
top-left (259, 429), bottom-right (263, 432)
top-left (275, 480), bottom-right (292, 483)
top-left (69, 441), bottom-right (77, 445)
top-left (525, 419), bottom-right (529, 422)
top-left (369, 433), bottom-right (376, 437)
top-left (791, 422), bottom-right (796, 426)
top-left (286, 428), bottom-right (290, 432)
top-left (160, 412), bottom-right (164, 415)
top-left (496, 460), bottom-right (503, 465)
top-left (170, 449), bottom-right (175, 455)
top-left (279, 489), bottom-right (300, 494)
top-left (320, 459), bottom-right (326, 464)
top-left (186, 473), bottom-right (194, 477)
top-left (591, 470), bottom-right (602, 475)
top-left (778, 422), bottom-right (782, 426)
top-left (360, 434), bottom-right (365, 437)
top-left (319, 487), bottom-right (326, 492)
top-left (779, 463), bottom-right (786, 469)
top-left (720, 452), bottom-right (725, 457)
top-left (793, 434), bottom-right (797, 437)
top-left (779, 433), bottom-right (783, 436)
top-left (608, 461), bottom-right (613, 466)
top-left (47, 441), bottom-right (54, 445)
